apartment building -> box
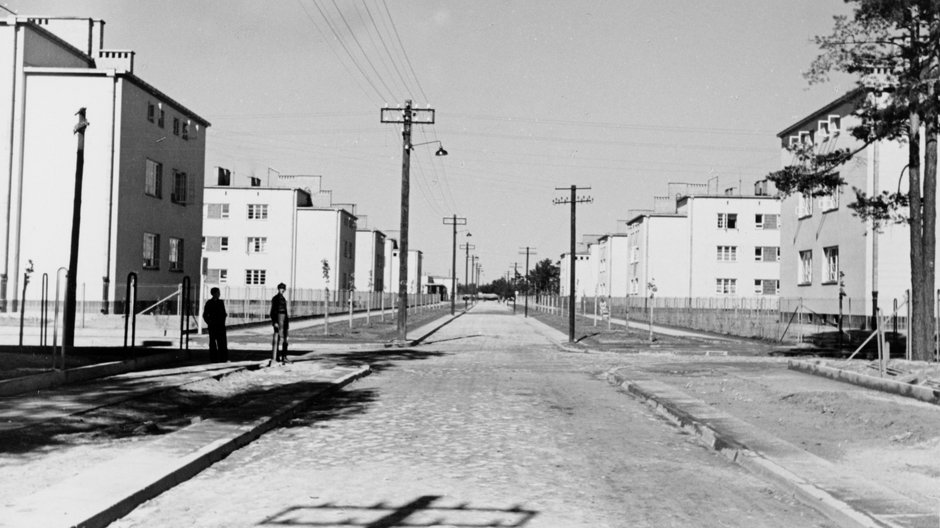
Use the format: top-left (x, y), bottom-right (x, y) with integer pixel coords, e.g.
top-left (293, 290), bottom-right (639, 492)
top-left (355, 228), bottom-right (386, 292)
top-left (558, 251), bottom-right (592, 298)
top-left (777, 91), bottom-right (915, 319)
top-left (625, 213), bottom-right (688, 297)
top-left (594, 233), bottom-right (630, 298)
top-left (0, 16), bottom-right (208, 310)
top-left (625, 191), bottom-right (781, 298)
top-left (203, 173), bottom-right (357, 293)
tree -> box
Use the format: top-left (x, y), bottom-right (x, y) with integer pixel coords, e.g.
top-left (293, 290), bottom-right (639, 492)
top-left (768, 2), bottom-right (940, 360)
top-left (527, 258), bottom-right (559, 294)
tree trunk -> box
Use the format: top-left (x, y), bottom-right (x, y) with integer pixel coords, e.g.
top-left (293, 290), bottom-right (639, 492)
top-left (918, 104), bottom-right (938, 361)
top-left (908, 111), bottom-right (929, 360)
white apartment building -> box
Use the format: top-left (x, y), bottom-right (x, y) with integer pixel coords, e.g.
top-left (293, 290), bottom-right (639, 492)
top-left (777, 91), bottom-right (920, 320)
top-left (625, 213), bottom-right (688, 297)
top-left (0, 16), bottom-right (208, 311)
top-left (203, 175), bottom-right (357, 293)
top-left (558, 252), bottom-right (592, 298)
top-left (355, 228), bottom-right (386, 292)
top-left (384, 238), bottom-right (398, 293)
top-left (682, 194), bottom-right (781, 298)
top-left (594, 233), bottom-right (630, 298)
top-left (625, 192), bottom-right (781, 298)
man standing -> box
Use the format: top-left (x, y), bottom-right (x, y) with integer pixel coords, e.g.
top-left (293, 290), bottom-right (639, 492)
top-left (270, 282), bottom-right (289, 363)
top-left (202, 287), bottom-right (228, 362)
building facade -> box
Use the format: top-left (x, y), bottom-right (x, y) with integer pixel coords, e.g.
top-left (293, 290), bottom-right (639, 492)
top-left (355, 229), bottom-right (386, 292)
top-left (777, 92), bottom-right (917, 320)
top-left (202, 177), bottom-right (357, 294)
top-left (0, 16), bottom-right (208, 311)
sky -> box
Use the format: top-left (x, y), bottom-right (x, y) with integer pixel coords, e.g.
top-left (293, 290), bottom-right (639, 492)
top-left (8, 0), bottom-right (857, 284)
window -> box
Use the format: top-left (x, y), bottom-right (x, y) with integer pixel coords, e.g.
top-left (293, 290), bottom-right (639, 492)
top-left (247, 237), bottom-right (267, 253)
top-left (206, 203), bottom-right (230, 219)
top-left (819, 190), bottom-right (839, 212)
top-left (206, 268), bottom-right (228, 284)
top-left (247, 204), bottom-right (268, 220)
top-left (145, 159), bottom-right (162, 198)
top-left (716, 246), bottom-right (737, 262)
top-left (158, 108), bottom-right (165, 128)
top-left (797, 193), bottom-right (813, 218)
top-left (755, 214), bottom-right (779, 230)
top-left (823, 246), bottom-right (839, 283)
top-left (147, 102), bottom-right (155, 123)
top-left (799, 250), bottom-right (813, 285)
top-left (143, 233), bottom-right (160, 269)
top-left (217, 168), bottom-right (231, 186)
top-left (754, 246), bottom-right (780, 262)
top-left (717, 213), bottom-right (737, 229)
top-left (181, 121), bottom-right (189, 140)
top-left (203, 236), bottom-right (229, 252)
top-left (246, 269), bottom-right (266, 285)
top-left (171, 171), bottom-right (187, 204)
top-left (754, 279), bottom-right (780, 295)
top-left (715, 278), bottom-right (737, 295)
top-left (169, 238), bottom-right (184, 271)
top-left (173, 117), bottom-right (180, 136)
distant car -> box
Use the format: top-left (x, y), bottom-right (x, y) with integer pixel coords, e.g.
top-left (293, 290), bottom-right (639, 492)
top-left (480, 293), bottom-right (499, 301)
top-left (462, 294), bottom-right (471, 301)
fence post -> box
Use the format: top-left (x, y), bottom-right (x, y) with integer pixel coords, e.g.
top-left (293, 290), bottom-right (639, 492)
top-left (906, 289), bottom-right (912, 361)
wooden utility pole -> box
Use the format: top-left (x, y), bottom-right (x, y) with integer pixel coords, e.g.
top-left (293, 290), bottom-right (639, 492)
top-left (443, 215), bottom-right (467, 315)
top-left (553, 185), bottom-right (593, 343)
top-left (381, 100), bottom-right (436, 341)
top-left (519, 247), bottom-right (537, 317)
top-left (64, 109), bottom-right (89, 354)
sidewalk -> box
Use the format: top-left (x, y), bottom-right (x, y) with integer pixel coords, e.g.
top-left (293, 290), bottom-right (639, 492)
top-left (0, 311), bottom-right (457, 528)
top-left (521, 312), bottom-right (940, 527)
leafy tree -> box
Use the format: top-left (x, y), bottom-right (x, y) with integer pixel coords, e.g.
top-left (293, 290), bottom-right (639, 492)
top-left (767, 1), bottom-right (940, 360)
top-left (527, 258), bottom-right (559, 294)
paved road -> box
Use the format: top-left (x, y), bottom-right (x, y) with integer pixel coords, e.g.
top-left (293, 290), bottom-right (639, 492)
top-left (113, 303), bottom-right (835, 528)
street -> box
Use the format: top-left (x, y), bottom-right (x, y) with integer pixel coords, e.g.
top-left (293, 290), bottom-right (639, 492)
top-left (113, 303), bottom-right (834, 527)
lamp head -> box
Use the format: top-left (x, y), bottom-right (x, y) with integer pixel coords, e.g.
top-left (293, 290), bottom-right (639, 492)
top-left (435, 146), bottom-right (448, 156)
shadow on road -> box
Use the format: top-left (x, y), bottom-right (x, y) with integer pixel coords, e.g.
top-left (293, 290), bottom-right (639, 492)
top-left (419, 334), bottom-right (484, 345)
top-left (316, 348), bottom-right (446, 374)
top-left (284, 386), bottom-right (379, 429)
top-left (258, 494), bottom-right (538, 527)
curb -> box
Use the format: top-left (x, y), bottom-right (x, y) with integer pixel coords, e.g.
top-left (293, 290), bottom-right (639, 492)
top-left (789, 359), bottom-right (940, 406)
top-left (606, 368), bottom-right (937, 528)
top-left (0, 350), bottom-right (190, 397)
top-left (2, 365), bottom-right (372, 528)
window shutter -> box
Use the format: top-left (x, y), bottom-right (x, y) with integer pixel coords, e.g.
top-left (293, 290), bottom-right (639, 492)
top-left (763, 247), bottom-right (776, 262)
top-left (762, 280), bottom-right (776, 295)
top-left (207, 204), bottom-right (221, 219)
top-left (206, 237), bottom-right (221, 252)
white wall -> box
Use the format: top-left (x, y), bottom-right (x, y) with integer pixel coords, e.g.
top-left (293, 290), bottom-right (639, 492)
top-left (685, 196), bottom-right (781, 298)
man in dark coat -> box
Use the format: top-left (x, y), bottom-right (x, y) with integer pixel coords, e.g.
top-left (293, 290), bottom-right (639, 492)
top-left (203, 287), bottom-right (228, 362)
top-left (270, 282), bottom-right (289, 363)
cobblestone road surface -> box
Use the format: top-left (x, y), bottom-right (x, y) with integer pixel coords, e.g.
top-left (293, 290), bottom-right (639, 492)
top-left (113, 303), bottom-right (835, 528)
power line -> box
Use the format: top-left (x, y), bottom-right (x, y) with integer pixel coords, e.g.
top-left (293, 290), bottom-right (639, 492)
top-left (303, 0), bottom-right (388, 101)
top-left (380, 0), bottom-right (430, 103)
top-left (359, 0), bottom-right (416, 98)
top-left (324, 0), bottom-right (398, 100)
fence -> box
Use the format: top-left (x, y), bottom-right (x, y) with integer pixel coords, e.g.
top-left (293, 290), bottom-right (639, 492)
top-left (199, 285), bottom-right (439, 325)
top-left (530, 294), bottom-right (921, 344)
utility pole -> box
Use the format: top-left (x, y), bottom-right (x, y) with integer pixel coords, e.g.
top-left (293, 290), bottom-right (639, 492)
top-left (64, 109), bottom-right (89, 354)
top-left (470, 255), bottom-right (478, 293)
top-left (461, 242), bottom-right (475, 300)
top-left (519, 247), bottom-right (537, 317)
top-left (443, 215), bottom-right (467, 315)
top-left (553, 185), bottom-right (593, 343)
top-left (381, 100), bottom-right (436, 342)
